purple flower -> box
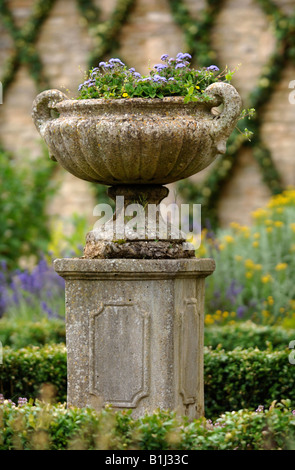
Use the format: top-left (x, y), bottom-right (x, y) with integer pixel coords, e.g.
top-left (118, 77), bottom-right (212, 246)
top-left (153, 74), bottom-right (167, 82)
top-left (138, 77), bottom-right (152, 82)
top-left (133, 72), bottom-right (141, 79)
top-left (109, 58), bottom-right (125, 66)
top-left (175, 63), bottom-right (186, 69)
top-left (84, 79), bottom-right (95, 88)
top-left (226, 280), bottom-right (243, 303)
top-left (256, 405), bottom-right (264, 413)
top-left (161, 54), bottom-right (169, 61)
top-left (207, 65), bottom-right (219, 72)
top-left (90, 68), bottom-right (99, 78)
top-left (129, 68), bottom-right (135, 73)
top-left (18, 397), bottom-right (28, 407)
top-left (237, 305), bottom-right (246, 318)
top-left (154, 64), bottom-right (168, 70)
top-left (176, 52), bottom-right (192, 61)
top-left (0, 261), bottom-right (7, 271)
top-left (99, 61), bottom-right (107, 67)
top-left (168, 77), bottom-right (175, 81)
top-left (78, 83), bottom-right (83, 91)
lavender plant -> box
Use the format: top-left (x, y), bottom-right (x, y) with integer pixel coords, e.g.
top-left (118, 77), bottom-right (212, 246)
top-left (0, 258), bottom-right (65, 321)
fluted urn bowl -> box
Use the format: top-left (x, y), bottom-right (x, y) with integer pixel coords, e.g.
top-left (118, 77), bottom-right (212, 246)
top-left (32, 83), bottom-right (242, 186)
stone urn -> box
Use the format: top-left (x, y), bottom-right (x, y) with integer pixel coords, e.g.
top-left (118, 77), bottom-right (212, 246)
top-left (32, 83), bottom-right (242, 258)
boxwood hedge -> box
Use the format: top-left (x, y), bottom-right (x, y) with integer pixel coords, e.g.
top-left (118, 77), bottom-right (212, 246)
top-left (1, 319), bottom-right (294, 352)
top-left (204, 321), bottom-right (295, 351)
top-left (0, 318), bottom-right (65, 349)
top-left (1, 344), bottom-right (295, 418)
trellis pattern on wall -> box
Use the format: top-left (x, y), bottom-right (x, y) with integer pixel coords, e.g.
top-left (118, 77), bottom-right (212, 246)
top-left (0, 0), bottom-right (294, 225)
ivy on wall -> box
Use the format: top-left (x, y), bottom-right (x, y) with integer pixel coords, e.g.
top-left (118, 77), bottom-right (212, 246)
top-left (0, 0), bottom-right (294, 225)
top-left (0, 0), bottom-right (58, 92)
top-left (169, 0), bottom-right (295, 225)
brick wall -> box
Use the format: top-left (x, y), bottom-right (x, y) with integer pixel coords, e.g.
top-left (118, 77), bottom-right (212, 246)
top-left (0, 0), bottom-right (294, 228)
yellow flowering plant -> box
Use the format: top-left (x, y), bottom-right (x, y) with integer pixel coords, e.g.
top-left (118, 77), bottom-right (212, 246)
top-left (196, 189), bottom-right (295, 327)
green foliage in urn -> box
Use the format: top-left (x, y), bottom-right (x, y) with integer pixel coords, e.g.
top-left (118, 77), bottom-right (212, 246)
top-left (78, 53), bottom-right (232, 102)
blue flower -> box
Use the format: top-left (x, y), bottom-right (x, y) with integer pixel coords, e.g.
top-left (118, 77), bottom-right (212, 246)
top-left (207, 65), bottom-right (219, 72)
top-left (153, 74), bottom-right (167, 82)
top-left (84, 79), bottom-right (95, 88)
top-left (109, 58), bottom-right (125, 66)
top-left (161, 54), bottom-right (169, 61)
top-left (154, 64), bottom-right (168, 70)
top-left (168, 77), bottom-right (175, 81)
top-left (237, 305), bottom-right (246, 318)
top-left (176, 52), bottom-right (192, 61)
top-left (175, 63), bottom-right (186, 69)
top-left (99, 61), bottom-right (107, 67)
top-left (138, 77), bottom-right (152, 82)
top-left (129, 68), bottom-right (135, 73)
top-left (91, 68), bottom-right (99, 77)
top-left (133, 72), bottom-right (141, 78)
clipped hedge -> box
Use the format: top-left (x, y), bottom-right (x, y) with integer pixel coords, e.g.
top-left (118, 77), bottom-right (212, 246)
top-left (0, 344), bottom-right (67, 403)
top-left (0, 400), bottom-right (295, 450)
top-left (1, 318), bottom-right (295, 352)
top-left (0, 318), bottom-right (66, 349)
top-left (204, 346), bottom-right (295, 418)
top-left (1, 344), bottom-right (295, 418)
top-left (205, 321), bottom-right (295, 351)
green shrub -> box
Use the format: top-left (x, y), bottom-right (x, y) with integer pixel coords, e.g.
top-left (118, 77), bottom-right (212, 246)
top-left (0, 149), bottom-right (56, 268)
top-left (205, 321), bottom-right (295, 351)
top-left (0, 344), bottom-right (67, 403)
top-left (204, 347), bottom-right (295, 418)
top-left (0, 318), bottom-right (65, 349)
top-left (0, 400), bottom-right (294, 450)
top-left (1, 344), bottom-right (295, 419)
top-left (2, 318), bottom-right (294, 352)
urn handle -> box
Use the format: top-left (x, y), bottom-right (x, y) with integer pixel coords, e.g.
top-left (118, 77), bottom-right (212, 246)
top-left (32, 89), bottom-right (68, 134)
top-left (205, 82), bottom-right (242, 154)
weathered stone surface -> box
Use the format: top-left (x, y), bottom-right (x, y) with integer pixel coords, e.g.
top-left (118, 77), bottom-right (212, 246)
top-left (31, 84), bottom-right (242, 186)
top-left (83, 238), bottom-right (195, 259)
top-left (83, 184), bottom-right (196, 258)
top-left (54, 257), bottom-right (215, 419)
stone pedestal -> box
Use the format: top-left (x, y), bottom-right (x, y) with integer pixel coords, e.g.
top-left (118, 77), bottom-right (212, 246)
top-left (54, 258), bottom-right (215, 420)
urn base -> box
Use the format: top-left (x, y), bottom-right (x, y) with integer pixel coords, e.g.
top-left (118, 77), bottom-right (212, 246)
top-left (83, 184), bottom-right (196, 259)
top-left (83, 237), bottom-right (195, 259)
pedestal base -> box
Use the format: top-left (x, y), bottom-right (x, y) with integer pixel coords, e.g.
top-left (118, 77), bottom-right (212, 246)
top-left (54, 258), bottom-right (215, 420)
